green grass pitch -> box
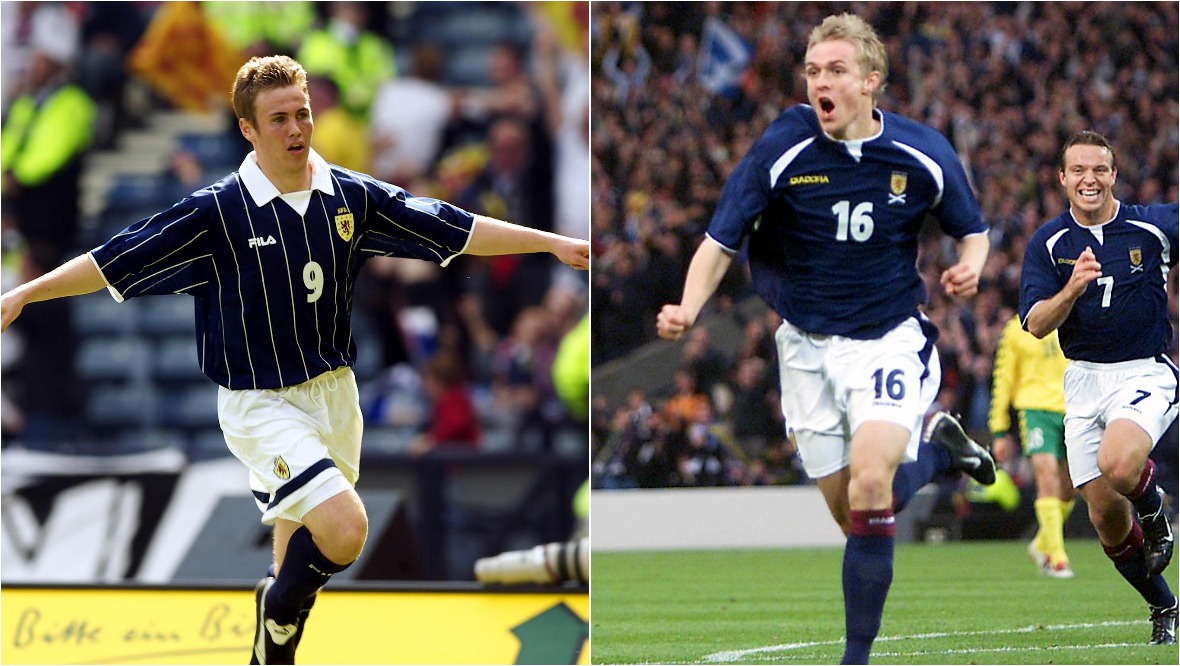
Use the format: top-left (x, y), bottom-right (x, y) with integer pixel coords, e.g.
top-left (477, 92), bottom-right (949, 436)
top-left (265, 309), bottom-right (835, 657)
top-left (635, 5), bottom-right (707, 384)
top-left (590, 541), bottom-right (1179, 664)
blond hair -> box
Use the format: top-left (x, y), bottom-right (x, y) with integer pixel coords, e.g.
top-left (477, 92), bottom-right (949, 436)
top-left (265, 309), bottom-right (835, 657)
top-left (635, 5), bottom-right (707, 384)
top-left (231, 55), bottom-right (309, 127)
top-left (807, 13), bottom-right (888, 100)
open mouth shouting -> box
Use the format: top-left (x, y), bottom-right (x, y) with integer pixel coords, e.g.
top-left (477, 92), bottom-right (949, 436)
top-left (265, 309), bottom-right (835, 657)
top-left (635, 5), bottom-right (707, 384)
top-left (288, 141), bottom-right (306, 156)
top-left (817, 96), bottom-right (836, 121)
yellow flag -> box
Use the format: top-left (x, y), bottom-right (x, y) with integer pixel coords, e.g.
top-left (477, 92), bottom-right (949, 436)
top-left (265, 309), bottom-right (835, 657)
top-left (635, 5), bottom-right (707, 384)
top-left (126, 2), bottom-right (244, 112)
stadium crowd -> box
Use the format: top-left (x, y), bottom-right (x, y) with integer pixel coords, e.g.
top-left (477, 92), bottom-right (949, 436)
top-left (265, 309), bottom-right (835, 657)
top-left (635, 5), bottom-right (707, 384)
top-left (590, 2), bottom-right (1178, 490)
top-left (1, 1), bottom-right (590, 455)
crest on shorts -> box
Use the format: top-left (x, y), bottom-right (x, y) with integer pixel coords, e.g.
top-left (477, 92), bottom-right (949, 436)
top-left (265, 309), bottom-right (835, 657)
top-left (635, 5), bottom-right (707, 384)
top-left (334, 208), bottom-right (355, 242)
top-left (1129, 246), bottom-right (1143, 272)
top-left (888, 171), bottom-right (907, 205)
top-left (273, 456), bottom-right (291, 480)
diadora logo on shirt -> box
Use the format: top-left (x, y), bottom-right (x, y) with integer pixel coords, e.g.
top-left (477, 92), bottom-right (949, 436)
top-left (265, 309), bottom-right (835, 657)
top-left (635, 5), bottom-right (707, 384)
top-left (788, 174), bottom-right (829, 186)
top-left (248, 235), bottom-right (277, 249)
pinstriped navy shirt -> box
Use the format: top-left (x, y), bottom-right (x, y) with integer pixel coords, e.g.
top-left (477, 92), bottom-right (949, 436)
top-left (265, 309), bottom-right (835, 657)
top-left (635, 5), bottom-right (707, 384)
top-left (90, 150), bottom-right (474, 389)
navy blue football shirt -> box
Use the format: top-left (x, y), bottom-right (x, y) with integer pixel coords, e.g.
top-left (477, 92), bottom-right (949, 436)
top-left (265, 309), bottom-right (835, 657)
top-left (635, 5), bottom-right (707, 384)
top-left (90, 150), bottom-right (474, 389)
top-left (1020, 202), bottom-right (1177, 363)
top-left (707, 105), bottom-right (987, 340)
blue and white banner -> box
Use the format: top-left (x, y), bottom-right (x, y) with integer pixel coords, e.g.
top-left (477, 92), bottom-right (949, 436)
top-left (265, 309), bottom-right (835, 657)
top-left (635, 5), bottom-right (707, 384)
top-left (697, 16), bottom-right (754, 98)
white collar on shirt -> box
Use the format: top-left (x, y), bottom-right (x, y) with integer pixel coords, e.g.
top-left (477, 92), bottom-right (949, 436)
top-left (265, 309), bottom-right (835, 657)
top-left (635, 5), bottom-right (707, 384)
top-left (238, 148), bottom-right (335, 206)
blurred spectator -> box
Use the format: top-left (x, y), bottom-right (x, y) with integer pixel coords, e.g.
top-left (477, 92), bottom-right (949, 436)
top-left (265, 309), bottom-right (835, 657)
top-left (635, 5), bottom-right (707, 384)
top-left (1, 6), bottom-right (92, 268)
top-left (455, 291), bottom-right (500, 386)
top-left (202, 1), bottom-right (315, 57)
top-left (725, 356), bottom-right (781, 457)
top-left (680, 327), bottom-right (729, 398)
top-left (553, 314), bottom-right (590, 422)
top-left (591, 243), bottom-right (654, 364)
top-left (457, 41), bottom-right (555, 232)
top-left (1, 1), bottom-right (76, 108)
top-left (552, 308), bottom-right (590, 536)
top-left (458, 43), bottom-right (542, 127)
top-left (3, 249), bottom-right (85, 446)
top-left (77, 2), bottom-right (150, 149)
top-left (490, 306), bottom-right (560, 451)
top-left (360, 362), bottom-right (427, 429)
top-left (370, 43), bottom-right (455, 188)
top-left (678, 402), bottom-right (734, 487)
top-left (662, 370), bottom-right (710, 430)
top-left (601, 35), bottom-right (651, 106)
top-left (308, 76), bottom-right (371, 172)
top-left (532, 11), bottom-right (592, 244)
top-left (457, 117), bottom-right (557, 336)
top-left (297, 2), bottom-right (395, 120)
top-left (459, 116), bottom-right (537, 228)
top-left (411, 352), bottom-right (481, 455)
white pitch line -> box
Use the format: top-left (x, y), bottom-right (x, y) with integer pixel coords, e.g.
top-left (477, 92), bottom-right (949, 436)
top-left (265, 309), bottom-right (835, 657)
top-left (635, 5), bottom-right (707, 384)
top-left (725, 643), bottom-right (1144, 664)
top-left (871, 641), bottom-right (1142, 658)
top-left (700, 620), bottom-right (1140, 663)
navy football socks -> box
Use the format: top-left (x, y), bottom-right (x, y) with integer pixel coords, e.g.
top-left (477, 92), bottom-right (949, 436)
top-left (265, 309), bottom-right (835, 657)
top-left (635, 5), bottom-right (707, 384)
top-left (266, 526), bottom-right (350, 625)
top-left (841, 509), bottom-right (896, 665)
top-left (892, 443), bottom-right (950, 513)
top-left (1104, 522), bottom-right (1175, 609)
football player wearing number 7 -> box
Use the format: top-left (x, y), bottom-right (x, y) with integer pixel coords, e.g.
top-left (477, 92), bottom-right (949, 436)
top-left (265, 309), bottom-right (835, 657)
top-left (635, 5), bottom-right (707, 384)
top-left (0, 55), bottom-right (589, 665)
top-left (1021, 130), bottom-right (1178, 645)
top-left (656, 13), bottom-right (995, 665)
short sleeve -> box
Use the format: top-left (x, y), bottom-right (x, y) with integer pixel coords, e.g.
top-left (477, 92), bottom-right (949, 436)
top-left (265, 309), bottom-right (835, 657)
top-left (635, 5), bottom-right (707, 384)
top-left (931, 138), bottom-right (987, 239)
top-left (90, 197), bottom-right (212, 301)
top-left (357, 176), bottom-right (475, 266)
top-left (706, 148), bottom-right (772, 252)
top-left (1150, 203), bottom-right (1178, 267)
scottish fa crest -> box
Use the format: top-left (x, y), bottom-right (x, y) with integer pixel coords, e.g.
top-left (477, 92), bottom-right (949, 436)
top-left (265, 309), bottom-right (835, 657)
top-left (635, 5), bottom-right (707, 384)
top-left (888, 171), bottom-right (907, 204)
top-left (1130, 246), bottom-right (1143, 272)
top-left (335, 207), bottom-right (355, 242)
top-left (274, 456), bottom-right (291, 480)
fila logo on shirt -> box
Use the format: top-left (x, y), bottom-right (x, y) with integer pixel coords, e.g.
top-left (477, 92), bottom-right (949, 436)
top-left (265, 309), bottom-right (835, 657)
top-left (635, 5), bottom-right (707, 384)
top-left (888, 171), bottom-right (907, 205)
top-left (248, 235), bottom-right (277, 249)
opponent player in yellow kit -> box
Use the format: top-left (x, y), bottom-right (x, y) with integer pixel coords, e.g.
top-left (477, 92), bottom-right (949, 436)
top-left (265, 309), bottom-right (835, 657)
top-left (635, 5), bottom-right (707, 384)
top-left (989, 314), bottom-right (1074, 577)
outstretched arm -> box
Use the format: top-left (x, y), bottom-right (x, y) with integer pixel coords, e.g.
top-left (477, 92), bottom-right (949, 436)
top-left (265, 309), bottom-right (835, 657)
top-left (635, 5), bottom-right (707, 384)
top-left (464, 215), bottom-right (589, 270)
top-left (1, 253), bottom-right (107, 332)
top-left (1025, 246), bottom-right (1102, 339)
top-left (657, 237), bottom-right (733, 341)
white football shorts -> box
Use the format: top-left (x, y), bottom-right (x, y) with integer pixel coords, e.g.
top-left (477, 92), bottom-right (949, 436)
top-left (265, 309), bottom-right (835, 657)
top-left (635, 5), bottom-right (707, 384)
top-left (218, 366), bottom-right (362, 525)
top-left (1063, 356), bottom-right (1178, 487)
top-left (775, 316), bottom-right (941, 479)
